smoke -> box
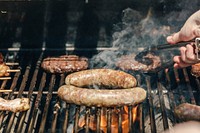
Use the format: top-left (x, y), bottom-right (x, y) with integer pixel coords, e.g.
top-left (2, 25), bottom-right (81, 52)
top-left (90, 1), bottom-right (199, 69)
top-left (165, 0), bottom-right (199, 31)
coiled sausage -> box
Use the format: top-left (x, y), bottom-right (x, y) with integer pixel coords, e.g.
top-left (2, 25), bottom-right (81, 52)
top-left (58, 85), bottom-right (146, 107)
top-left (65, 69), bottom-right (137, 88)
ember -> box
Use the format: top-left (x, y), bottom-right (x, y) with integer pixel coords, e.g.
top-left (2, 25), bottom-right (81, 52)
top-left (78, 106), bottom-right (138, 133)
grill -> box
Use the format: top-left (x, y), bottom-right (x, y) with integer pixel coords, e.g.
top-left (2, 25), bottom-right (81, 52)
top-left (0, 1), bottom-right (200, 133)
top-left (0, 49), bottom-right (199, 133)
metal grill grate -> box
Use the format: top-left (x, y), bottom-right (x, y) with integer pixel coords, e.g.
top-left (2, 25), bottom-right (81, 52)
top-left (0, 49), bottom-right (199, 133)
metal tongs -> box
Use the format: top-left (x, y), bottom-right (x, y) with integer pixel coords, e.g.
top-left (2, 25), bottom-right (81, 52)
top-left (135, 38), bottom-right (200, 65)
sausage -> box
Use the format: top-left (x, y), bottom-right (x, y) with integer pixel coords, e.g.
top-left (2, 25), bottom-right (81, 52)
top-left (174, 103), bottom-right (200, 121)
top-left (65, 69), bottom-right (137, 88)
top-left (58, 85), bottom-right (146, 107)
top-left (0, 98), bottom-right (30, 112)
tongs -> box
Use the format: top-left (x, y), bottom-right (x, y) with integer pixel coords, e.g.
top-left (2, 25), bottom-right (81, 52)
top-left (135, 38), bottom-right (200, 65)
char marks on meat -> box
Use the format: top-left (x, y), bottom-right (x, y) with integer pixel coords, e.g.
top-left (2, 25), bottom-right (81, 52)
top-left (41, 55), bottom-right (88, 74)
top-left (116, 53), bottom-right (161, 72)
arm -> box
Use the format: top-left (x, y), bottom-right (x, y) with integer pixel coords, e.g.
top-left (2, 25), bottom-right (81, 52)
top-left (167, 10), bottom-right (200, 68)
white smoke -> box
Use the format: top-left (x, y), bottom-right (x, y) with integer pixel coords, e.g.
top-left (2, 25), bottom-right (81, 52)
top-left (90, 1), bottom-right (199, 69)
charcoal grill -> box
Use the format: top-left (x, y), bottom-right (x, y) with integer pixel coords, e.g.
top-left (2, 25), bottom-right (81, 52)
top-left (0, 1), bottom-right (200, 133)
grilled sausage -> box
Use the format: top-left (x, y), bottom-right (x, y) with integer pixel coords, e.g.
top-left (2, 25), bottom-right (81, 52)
top-left (0, 98), bottom-right (30, 112)
top-left (58, 85), bottom-right (146, 107)
top-left (65, 69), bottom-right (137, 88)
top-left (174, 103), bottom-right (200, 121)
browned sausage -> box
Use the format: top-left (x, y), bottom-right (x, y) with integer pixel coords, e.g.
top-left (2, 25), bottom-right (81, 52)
top-left (58, 85), bottom-right (146, 107)
top-left (174, 103), bottom-right (200, 121)
top-left (65, 69), bottom-right (137, 88)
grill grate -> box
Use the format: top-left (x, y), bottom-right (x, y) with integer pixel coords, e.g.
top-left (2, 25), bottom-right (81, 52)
top-left (0, 49), bottom-right (199, 133)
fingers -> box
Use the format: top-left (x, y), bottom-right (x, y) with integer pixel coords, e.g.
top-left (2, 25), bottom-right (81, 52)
top-left (167, 32), bottom-right (181, 44)
top-left (185, 44), bottom-right (196, 61)
top-left (167, 27), bottom-right (199, 44)
top-left (180, 46), bottom-right (196, 64)
top-left (173, 56), bottom-right (193, 68)
top-left (164, 121), bottom-right (200, 133)
top-left (173, 44), bottom-right (198, 68)
top-left (193, 27), bottom-right (200, 37)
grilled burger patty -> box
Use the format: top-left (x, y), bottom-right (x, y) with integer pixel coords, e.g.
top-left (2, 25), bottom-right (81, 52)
top-left (41, 55), bottom-right (88, 74)
top-left (116, 53), bottom-right (161, 72)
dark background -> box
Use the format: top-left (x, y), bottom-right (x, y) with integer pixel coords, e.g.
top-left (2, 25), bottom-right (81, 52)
top-left (0, 0), bottom-right (198, 49)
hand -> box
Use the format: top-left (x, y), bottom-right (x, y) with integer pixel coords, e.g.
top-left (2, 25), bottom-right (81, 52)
top-left (167, 10), bottom-right (200, 68)
top-left (164, 121), bottom-right (200, 133)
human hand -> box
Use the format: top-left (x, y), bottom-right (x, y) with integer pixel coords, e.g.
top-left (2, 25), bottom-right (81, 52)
top-left (167, 10), bottom-right (200, 68)
top-left (164, 121), bottom-right (200, 133)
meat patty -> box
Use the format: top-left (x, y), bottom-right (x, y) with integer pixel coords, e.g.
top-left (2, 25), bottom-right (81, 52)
top-left (41, 55), bottom-right (88, 74)
top-left (58, 85), bottom-right (146, 107)
top-left (65, 69), bottom-right (137, 88)
top-left (116, 53), bottom-right (161, 72)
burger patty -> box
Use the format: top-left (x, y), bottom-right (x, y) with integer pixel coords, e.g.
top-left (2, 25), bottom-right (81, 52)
top-left (41, 55), bottom-right (88, 74)
top-left (116, 53), bottom-right (161, 72)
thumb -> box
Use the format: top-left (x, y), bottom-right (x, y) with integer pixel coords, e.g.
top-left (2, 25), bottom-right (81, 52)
top-left (194, 28), bottom-right (200, 37)
top-left (167, 32), bottom-right (181, 44)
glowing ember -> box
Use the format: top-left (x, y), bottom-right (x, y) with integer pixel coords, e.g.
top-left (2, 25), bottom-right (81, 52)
top-left (78, 106), bottom-right (138, 133)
